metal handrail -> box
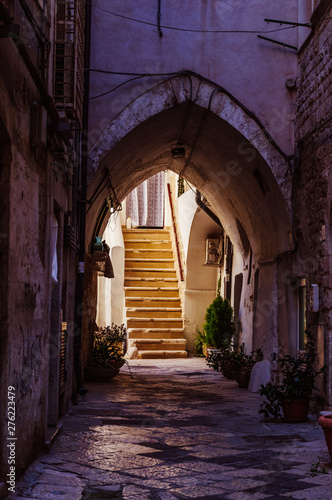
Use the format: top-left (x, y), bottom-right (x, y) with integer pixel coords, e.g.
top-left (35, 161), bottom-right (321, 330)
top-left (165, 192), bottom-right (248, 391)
top-left (167, 183), bottom-right (184, 282)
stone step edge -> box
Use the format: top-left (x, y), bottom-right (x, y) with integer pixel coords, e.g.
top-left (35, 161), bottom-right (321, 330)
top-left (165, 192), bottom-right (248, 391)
top-left (124, 278), bottom-right (178, 282)
top-left (130, 339), bottom-right (187, 345)
top-left (124, 287), bottom-right (179, 291)
top-left (128, 328), bottom-right (184, 333)
top-left (125, 258), bottom-right (175, 263)
top-left (126, 306), bottom-right (182, 312)
top-left (125, 268), bottom-right (176, 272)
top-left (136, 350), bottom-right (188, 359)
top-left (127, 317), bottom-right (183, 322)
top-left (122, 228), bottom-right (170, 232)
top-left (128, 333), bottom-right (186, 340)
top-left (125, 248), bottom-right (173, 252)
top-left (126, 297), bottom-right (180, 301)
top-left (123, 238), bottom-right (171, 243)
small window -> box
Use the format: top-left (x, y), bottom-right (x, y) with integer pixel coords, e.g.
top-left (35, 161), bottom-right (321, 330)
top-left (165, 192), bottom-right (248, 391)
top-left (298, 278), bottom-right (307, 350)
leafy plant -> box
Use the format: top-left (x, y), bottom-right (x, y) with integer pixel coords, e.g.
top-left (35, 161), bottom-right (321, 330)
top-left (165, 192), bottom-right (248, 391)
top-left (91, 324), bottom-right (127, 368)
top-left (207, 342), bottom-right (263, 380)
top-left (310, 456), bottom-right (328, 476)
top-left (259, 331), bottom-right (326, 419)
top-left (194, 326), bottom-right (207, 357)
top-left (203, 294), bottom-right (235, 349)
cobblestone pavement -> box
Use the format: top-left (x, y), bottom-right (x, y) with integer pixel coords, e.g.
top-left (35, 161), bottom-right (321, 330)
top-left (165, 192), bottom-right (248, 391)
top-left (10, 358), bottom-right (332, 499)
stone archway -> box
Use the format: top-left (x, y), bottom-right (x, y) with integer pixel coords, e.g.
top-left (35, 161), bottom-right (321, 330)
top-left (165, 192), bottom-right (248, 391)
top-left (86, 74), bottom-right (295, 362)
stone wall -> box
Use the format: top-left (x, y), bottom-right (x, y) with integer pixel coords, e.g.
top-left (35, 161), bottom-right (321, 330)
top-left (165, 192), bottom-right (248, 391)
top-left (0, 0), bottom-right (79, 487)
top-left (294, 0), bottom-right (332, 406)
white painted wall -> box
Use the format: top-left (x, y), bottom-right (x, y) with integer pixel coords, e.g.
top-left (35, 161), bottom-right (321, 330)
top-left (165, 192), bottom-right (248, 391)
top-left (96, 215), bottom-right (125, 327)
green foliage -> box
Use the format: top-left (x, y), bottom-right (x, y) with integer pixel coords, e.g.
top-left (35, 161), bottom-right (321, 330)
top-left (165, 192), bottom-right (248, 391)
top-left (207, 342), bottom-right (263, 380)
top-left (203, 295), bottom-right (235, 349)
top-left (194, 326), bottom-right (207, 357)
top-left (310, 456), bottom-right (328, 476)
top-left (177, 177), bottom-right (184, 197)
top-left (91, 324), bottom-right (127, 368)
top-left (259, 331), bottom-right (326, 419)
top-left (217, 276), bottom-right (221, 296)
top-left (258, 382), bottom-right (283, 419)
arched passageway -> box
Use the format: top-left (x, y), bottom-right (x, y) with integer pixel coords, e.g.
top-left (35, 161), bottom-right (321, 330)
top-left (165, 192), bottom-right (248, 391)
top-left (86, 75), bottom-right (295, 362)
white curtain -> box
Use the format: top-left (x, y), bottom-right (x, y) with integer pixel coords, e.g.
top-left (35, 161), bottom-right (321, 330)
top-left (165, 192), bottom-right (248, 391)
top-left (126, 172), bottom-right (164, 227)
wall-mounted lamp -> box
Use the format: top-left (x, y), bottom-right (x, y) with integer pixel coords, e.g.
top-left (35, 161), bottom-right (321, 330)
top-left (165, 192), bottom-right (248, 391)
top-left (171, 142), bottom-right (186, 158)
top-left (205, 238), bottom-right (222, 265)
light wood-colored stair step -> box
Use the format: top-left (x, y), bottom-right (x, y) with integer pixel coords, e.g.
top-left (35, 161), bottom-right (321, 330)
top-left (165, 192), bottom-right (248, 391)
top-left (129, 339), bottom-right (187, 351)
top-left (125, 249), bottom-right (174, 259)
top-left (126, 308), bottom-right (182, 318)
top-left (128, 329), bottom-right (185, 339)
top-left (124, 278), bottom-right (178, 287)
top-left (124, 287), bottom-right (180, 297)
top-left (126, 297), bottom-right (181, 307)
top-left (125, 268), bottom-right (176, 278)
top-left (122, 229), bottom-right (170, 241)
top-left (137, 350), bottom-right (188, 359)
top-left (127, 318), bottom-right (183, 329)
top-left (125, 259), bottom-right (174, 269)
top-left (123, 240), bottom-right (172, 250)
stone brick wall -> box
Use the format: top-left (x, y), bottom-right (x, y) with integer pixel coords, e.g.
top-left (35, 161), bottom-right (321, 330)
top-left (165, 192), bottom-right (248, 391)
top-left (294, 0), bottom-right (332, 406)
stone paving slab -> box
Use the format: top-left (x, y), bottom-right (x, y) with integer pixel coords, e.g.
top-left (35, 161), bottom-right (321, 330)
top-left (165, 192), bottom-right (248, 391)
top-left (8, 357), bottom-right (332, 499)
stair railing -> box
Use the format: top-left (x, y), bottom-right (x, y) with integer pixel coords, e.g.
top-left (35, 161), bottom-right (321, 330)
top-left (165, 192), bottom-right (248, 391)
top-left (167, 183), bottom-right (184, 282)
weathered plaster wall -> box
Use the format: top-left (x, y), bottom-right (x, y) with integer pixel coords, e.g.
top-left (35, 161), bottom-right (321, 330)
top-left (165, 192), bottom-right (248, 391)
top-left (0, 0), bottom-right (77, 482)
top-left (0, 34), bottom-right (50, 478)
top-left (96, 218), bottom-right (125, 327)
top-left (294, 0), bottom-right (332, 406)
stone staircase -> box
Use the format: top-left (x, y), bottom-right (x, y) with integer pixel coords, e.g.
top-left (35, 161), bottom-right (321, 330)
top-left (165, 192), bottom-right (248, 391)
top-left (123, 228), bottom-right (187, 359)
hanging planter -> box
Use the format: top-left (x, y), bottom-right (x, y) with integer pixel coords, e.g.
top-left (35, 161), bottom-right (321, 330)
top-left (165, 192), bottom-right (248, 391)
top-left (90, 251), bottom-right (114, 278)
top-left (318, 414), bottom-right (332, 460)
top-left (177, 176), bottom-right (184, 197)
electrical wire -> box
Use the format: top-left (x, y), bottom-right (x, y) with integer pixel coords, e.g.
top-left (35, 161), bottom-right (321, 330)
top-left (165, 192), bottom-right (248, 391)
top-left (90, 75), bottom-right (146, 100)
top-left (87, 1), bottom-right (304, 34)
top-left (89, 71), bottom-right (191, 100)
top-left (184, 178), bottom-right (198, 195)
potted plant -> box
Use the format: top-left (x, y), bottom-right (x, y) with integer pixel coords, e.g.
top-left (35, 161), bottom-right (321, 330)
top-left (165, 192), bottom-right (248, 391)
top-left (234, 344), bottom-right (263, 388)
top-left (85, 324), bottom-right (127, 382)
top-left (206, 339), bottom-right (233, 376)
top-left (207, 341), bottom-right (262, 387)
top-left (318, 414), bottom-right (332, 460)
top-left (203, 294), bottom-right (235, 349)
top-left (259, 331), bottom-right (325, 421)
top-left (194, 326), bottom-right (207, 357)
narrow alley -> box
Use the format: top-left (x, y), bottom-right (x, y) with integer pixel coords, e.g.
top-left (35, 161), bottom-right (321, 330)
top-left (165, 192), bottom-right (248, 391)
top-left (11, 359), bottom-right (332, 500)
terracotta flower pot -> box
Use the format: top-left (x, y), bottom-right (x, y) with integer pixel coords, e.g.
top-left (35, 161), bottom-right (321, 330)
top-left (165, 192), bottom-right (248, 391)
top-left (111, 359), bottom-right (126, 370)
top-left (281, 398), bottom-right (309, 422)
top-left (318, 414), bottom-right (332, 460)
top-left (236, 367), bottom-right (251, 388)
top-left (85, 365), bottom-right (119, 382)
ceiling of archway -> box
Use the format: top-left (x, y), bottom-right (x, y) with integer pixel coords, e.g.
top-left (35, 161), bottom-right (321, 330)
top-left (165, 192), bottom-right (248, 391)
top-left (87, 102), bottom-right (292, 260)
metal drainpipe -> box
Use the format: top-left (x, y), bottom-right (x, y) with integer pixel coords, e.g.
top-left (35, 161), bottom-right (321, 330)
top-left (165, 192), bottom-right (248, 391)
top-left (195, 189), bottom-right (223, 229)
top-left (73, 0), bottom-right (92, 394)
